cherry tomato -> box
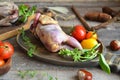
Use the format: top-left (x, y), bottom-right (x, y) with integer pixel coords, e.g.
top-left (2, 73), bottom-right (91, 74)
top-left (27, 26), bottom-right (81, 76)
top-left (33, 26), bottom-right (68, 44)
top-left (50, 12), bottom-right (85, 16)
top-left (72, 25), bottom-right (86, 41)
top-left (86, 31), bottom-right (98, 39)
top-left (81, 38), bottom-right (98, 49)
top-left (0, 59), bottom-right (5, 67)
top-left (0, 41), bottom-right (14, 59)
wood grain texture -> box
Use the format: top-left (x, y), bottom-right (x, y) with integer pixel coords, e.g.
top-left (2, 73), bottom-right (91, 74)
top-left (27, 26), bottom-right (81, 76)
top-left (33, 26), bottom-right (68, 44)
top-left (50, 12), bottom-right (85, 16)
top-left (1, 0), bottom-right (120, 2)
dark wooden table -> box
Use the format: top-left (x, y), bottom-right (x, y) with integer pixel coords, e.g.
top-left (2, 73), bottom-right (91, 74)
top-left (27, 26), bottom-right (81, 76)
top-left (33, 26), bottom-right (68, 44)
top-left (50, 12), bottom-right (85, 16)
top-left (0, 1), bottom-right (120, 80)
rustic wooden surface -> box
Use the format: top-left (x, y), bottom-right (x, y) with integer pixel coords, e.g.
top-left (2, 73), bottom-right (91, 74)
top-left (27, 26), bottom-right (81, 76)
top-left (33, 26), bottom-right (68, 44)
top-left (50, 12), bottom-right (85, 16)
top-left (0, 1), bottom-right (120, 80)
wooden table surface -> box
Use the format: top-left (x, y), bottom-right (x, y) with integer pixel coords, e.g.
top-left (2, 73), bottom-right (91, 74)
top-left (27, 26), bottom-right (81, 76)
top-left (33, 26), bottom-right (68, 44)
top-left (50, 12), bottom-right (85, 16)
top-left (0, 1), bottom-right (120, 80)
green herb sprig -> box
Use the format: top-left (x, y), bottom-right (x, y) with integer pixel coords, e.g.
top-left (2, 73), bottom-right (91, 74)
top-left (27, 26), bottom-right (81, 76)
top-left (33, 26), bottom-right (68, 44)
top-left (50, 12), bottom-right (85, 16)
top-left (59, 44), bottom-right (111, 74)
top-left (18, 4), bottom-right (37, 23)
top-left (42, 73), bottom-right (58, 80)
top-left (18, 70), bottom-right (37, 79)
top-left (20, 28), bottom-right (36, 57)
top-left (59, 44), bottom-right (100, 62)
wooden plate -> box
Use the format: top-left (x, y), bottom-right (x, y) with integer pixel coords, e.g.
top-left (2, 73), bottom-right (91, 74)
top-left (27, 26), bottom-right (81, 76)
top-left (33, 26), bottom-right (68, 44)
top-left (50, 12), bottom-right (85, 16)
top-left (16, 27), bottom-right (103, 67)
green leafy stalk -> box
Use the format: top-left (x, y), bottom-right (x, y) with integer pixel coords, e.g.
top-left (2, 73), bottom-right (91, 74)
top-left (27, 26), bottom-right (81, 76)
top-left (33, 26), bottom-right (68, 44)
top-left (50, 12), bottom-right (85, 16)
top-left (20, 28), bottom-right (36, 57)
top-left (46, 73), bottom-right (58, 80)
top-left (59, 44), bottom-right (100, 62)
top-left (28, 71), bottom-right (37, 77)
top-left (59, 44), bottom-right (111, 74)
top-left (18, 71), bottom-right (27, 79)
top-left (18, 70), bottom-right (37, 79)
top-left (18, 4), bottom-right (37, 23)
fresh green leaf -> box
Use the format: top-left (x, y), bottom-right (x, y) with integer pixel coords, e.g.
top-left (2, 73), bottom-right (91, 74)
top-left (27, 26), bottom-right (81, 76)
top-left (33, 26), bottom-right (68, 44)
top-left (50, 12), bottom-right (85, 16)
top-left (20, 28), bottom-right (36, 57)
top-left (18, 70), bottom-right (37, 79)
top-left (99, 54), bottom-right (111, 74)
top-left (28, 71), bottom-right (37, 77)
top-left (18, 4), bottom-right (37, 23)
top-left (18, 71), bottom-right (28, 79)
top-left (59, 44), bottom-right (100, 62)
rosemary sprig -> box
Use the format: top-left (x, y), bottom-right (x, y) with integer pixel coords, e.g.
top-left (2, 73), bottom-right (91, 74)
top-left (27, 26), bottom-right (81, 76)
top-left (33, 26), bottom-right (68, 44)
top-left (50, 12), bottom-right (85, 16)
top-left (20, 28), bottom-right (36, 57)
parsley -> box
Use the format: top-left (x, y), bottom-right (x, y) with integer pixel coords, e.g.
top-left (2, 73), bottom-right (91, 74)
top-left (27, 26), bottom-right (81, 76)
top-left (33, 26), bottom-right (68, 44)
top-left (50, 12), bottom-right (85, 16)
top-left (59, 44), bottom-right (100, 62)
top-left (59, 44), bottom-right (111, 74)
top-left (18, 4), bottom-right (37, 23)
top-left (42, 73), bottom-right (58, 80)
top-left (18, 70), bottom-right (37, 79)
top-left (20, 28), bottom-right (36, 57)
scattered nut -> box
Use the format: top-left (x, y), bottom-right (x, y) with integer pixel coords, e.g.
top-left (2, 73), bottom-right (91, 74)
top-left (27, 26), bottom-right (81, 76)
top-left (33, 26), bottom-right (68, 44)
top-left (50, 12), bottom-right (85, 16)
top-left (110, 40), bottom-right (120, 51)
top-left (78, 69), bottom-right (92, 80)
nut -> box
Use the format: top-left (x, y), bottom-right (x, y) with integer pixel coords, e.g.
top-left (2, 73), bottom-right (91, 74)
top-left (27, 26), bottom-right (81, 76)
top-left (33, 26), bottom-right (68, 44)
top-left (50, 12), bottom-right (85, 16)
top-left (110, 40), bottom-right (120, 51)
top-left (78, 69), bottom-right (92, 80)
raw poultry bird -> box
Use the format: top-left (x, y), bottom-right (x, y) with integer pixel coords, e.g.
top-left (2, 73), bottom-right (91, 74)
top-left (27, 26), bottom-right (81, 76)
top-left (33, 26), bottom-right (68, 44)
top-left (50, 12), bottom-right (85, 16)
top-left (31, 13), bottom-right (83, 52)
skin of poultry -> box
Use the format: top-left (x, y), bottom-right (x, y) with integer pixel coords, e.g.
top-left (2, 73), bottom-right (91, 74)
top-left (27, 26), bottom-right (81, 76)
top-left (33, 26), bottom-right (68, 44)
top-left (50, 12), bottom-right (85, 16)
top-left (34, 21), bottom-right (83, 52)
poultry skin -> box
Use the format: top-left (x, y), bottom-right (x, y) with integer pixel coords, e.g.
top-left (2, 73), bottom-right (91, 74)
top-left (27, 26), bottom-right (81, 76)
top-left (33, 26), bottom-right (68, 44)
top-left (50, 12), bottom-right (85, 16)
top-left (31, 13), bottom-right (83, 52)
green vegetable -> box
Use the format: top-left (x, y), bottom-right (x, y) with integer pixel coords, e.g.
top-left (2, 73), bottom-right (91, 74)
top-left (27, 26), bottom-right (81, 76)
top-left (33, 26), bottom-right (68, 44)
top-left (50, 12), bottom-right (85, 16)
top-left (59, 43), bottom-right (100, 62)
top-left (99, 54), bottom-right (111, 74)
top-left (18, 4), bottom-right (37, 23)
top-left (18, 71), bottom-right (27, 79)
top-left (48, 75), bottom-right (58, 80)
top-left (20, 28), bottom-right (36, 57)
top-left (18, 70), bottom-right (37, 79)
top-left (59, 43), bottom-right (111, 74)
top-left (43, 73), bottom-right (58, 80)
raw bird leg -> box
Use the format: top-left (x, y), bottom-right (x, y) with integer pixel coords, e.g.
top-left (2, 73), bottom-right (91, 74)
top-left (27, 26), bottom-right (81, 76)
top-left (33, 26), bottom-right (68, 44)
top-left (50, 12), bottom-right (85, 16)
top-left (34, 22), bottom-right (82, 52)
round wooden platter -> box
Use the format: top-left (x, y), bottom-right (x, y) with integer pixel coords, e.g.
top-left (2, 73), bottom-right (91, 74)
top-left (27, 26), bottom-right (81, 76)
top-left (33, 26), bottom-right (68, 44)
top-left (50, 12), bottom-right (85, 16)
top-left (16, 27), bottom-right (104, 67)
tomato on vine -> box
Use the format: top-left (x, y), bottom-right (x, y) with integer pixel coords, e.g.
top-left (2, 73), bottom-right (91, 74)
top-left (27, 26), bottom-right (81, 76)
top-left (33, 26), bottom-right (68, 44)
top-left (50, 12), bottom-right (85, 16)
top-left (72, 25), bottom-right (86, 41)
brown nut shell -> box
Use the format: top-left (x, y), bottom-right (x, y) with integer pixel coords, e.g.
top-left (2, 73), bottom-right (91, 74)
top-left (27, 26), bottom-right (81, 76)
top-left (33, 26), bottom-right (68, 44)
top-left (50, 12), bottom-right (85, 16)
top-left (110, 40), bottom-right (120, 51)
top-left (78, 69), bottom-right (92, 80)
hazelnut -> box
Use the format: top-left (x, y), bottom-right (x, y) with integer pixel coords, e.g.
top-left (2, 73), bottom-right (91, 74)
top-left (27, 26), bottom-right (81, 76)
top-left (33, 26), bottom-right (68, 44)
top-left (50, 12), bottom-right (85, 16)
top-left (110, 40), bottom-right (120, 51)
top-left (78, 69), bottom-right (92, 80)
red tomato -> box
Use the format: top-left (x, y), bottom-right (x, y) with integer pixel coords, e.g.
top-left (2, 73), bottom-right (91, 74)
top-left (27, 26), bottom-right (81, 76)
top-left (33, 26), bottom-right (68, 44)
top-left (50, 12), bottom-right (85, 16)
top-left (0, 59), bottom-right (5, 67)
top-left (0, 41), bottom-right (14, 59)
top-left (72, 25), bottom-right (86, 41)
